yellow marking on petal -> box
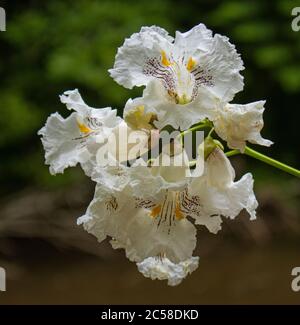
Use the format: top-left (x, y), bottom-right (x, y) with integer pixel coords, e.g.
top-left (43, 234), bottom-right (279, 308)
top-left (150, 205), bottom-right (161, 218)
top-left (175, 193), bottom-right (185, 220)
top-left (125, 105), bottom-right (157, 130)
top-left (161, 50), bottom-right (171, 67)
top-left (186, 57), bottom-right (196, 71)
top-left (175, 202), bottom-right (184, 220)
top-left (77, 121), bottom-right (91, 134)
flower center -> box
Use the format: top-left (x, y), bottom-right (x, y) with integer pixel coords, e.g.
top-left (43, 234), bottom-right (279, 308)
top-left (135, 189), bottom-right (202, 227)
top-left (143, 50), bottom-right (214, 105)
top-left (149, 192), bottom-right (185, 221)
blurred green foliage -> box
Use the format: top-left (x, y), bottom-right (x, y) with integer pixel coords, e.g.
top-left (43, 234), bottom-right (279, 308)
top-left (0, 0), bottom-right (299, 195)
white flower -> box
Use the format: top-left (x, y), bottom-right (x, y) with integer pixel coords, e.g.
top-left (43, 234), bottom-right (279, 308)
top-left (110, 24), bottom-right (244, 102)
top-left (78, 184), bottom-right (199, 265)
top-left (78, 172), bottom-right (227, 284)
top-left (123, 143), bottom-right (225, 235)
top-left (190, 148), bottom-right (258, 221)
top-left (110, 24), bottom-right (244, 129)
top-left (137, 256), bottom-right (199, 286)
top-left (38, 89), bottom-right (121, 175)
top-left (212, 101), bottom-right (273, 152)
top-left (77, 147), bottom-right (258, 285)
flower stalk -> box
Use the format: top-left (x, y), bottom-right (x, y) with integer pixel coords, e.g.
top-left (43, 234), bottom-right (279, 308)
top-left (179, 120), bottom-right (212, 138)
top-left (226, 146), bottom-right (300, 178)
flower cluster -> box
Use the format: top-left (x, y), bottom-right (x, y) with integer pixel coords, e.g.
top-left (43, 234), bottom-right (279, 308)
top-left (39, 24), bottom-right (273, 286)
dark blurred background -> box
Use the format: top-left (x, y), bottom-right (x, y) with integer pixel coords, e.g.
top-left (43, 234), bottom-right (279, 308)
top-left (0, 0), bottom-right (299, 304)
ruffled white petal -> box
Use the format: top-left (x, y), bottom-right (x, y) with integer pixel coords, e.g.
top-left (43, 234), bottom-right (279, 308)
top-left (38, 112), bottom-right (91, 174)
top-left (207, 148), bottom-right (257, 220)
top-left (77, 187), bottom-right (111, 243)
top-left (77, 184), bottom-right (135, 243)
top-left (91, 163), bottom-right (130, 192)
top-left (193, 213), bottom-right (223, 234)
top-left (60, 89), bottom-right (121, 128)
top-left (190, 148), bottom-right (258, 221)
top-left (195, 173), bottom-right (257, 221)
top-left (109, 26), bottom-right (173, 89)
top-left (60, 89), bottom-right (91, 115)
top-left (174, 23), bottom-right (213, 55)
top-left (195, 34), bottom-right (244, 102)
top-left (137, 256), bottom-right (199, 286)
top-left (213, 101), bottom-right (273, 152)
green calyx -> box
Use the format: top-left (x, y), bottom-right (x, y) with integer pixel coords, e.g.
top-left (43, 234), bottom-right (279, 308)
top-left (200, 135), bottom-right (224, 160)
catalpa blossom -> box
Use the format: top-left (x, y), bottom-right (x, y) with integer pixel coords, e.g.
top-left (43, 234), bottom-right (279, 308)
top-left (79, 180), bottom-right (200, 286)
top-left (38, 89), bottom-right (121, 176)
top-left (39, 23), bottom-right (299, 286)
top-left (117, 24), bottom-right (271, 150)
top-left (110, 25), bottom-right (243, 104)
top-left (212, 101), bottom-right (273, 152)
top-left (78, 178), bottom-right (201, 286)
top-left (77, 147), bottom-right (257, 285)
top-left (110, 24), bottom-right (243, 130)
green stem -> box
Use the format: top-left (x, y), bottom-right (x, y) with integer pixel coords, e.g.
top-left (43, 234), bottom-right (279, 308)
top-left (207, 127), bottom-right (215, 138)
top-left (178, 123), bottom-right (212, 146)
top-left (225, 149), bottom-right (240, 158)
top-left (179, 123), bottom-right (209, 137)
top-left (225, 146), bottom-right (300, 178)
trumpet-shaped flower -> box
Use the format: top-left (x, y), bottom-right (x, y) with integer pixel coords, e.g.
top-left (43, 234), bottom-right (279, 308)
top-left (38, 89), bottom-right (121, 175)
top-left (110, 24), bottom-right (243, 103)
top-left (77, 183), bottom-right (200, 277)
top-left (77, 145), bottom-right (258, 285)
top-left (110, 24), bottom-right (244, 129)
top-left (212, 101), bottom-right (273, 152)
